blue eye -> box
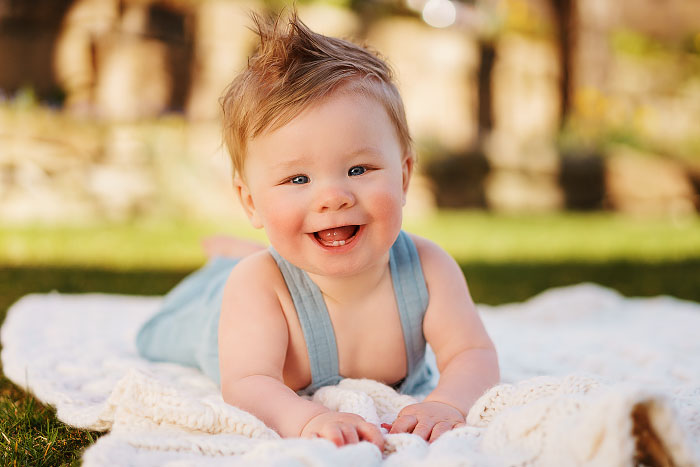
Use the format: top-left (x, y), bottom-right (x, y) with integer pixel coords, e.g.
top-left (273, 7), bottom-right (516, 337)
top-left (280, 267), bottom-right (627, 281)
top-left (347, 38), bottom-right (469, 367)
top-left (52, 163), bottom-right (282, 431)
top-left (290, 175), bottom-right (309, 184)
top-left (348, 166), bottom-right (366, 176)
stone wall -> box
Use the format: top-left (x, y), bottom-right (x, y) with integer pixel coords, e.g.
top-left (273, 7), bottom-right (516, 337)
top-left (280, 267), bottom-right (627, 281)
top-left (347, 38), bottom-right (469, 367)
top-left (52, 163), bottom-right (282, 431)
top-left (0, 105), bottom-right (241, 223)
top-left (0, 0), bottom-right (698, 224)
top-left (485, 34), bottom-right (563, 212)
top-left (54, 0), bottom-right (195, 118)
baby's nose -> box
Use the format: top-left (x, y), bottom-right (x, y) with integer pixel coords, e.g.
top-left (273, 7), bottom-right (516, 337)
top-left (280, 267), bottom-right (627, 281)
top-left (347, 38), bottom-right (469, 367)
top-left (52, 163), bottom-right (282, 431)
top-left (315, 186), bottom-right (356, 212)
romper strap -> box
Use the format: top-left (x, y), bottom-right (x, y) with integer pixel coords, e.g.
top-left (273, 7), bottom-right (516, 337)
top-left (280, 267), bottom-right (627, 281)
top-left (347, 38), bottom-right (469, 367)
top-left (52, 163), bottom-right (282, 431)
top-left (269, 249), bottom-right (342, 394)
top-left (269, 231), bottom-right (430, 396)
top-left (389, 231), bottom-right (430, 393)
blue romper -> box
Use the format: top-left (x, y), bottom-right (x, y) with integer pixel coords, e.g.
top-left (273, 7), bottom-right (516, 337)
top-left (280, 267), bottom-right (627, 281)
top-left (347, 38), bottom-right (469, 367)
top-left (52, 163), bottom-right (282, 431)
top-left (136, 230), bottom-right (435, 396)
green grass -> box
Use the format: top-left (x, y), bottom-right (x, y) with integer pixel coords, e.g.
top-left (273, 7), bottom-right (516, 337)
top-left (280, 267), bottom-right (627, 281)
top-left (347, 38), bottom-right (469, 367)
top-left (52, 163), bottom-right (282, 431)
top-left (0, 219), bottom-right (267, 270)
top-left (1, 211), bottom-right (699, 464)
top-left (2, 212), bottom-right (699, 269)
top-left (406, 211), bottom-right (700, 264)
top-left (0, 382), bottom-right (98, 467)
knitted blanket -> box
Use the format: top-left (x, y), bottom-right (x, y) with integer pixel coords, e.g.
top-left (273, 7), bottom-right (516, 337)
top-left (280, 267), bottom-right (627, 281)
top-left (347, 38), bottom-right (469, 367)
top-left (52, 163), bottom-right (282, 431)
top-left (1, 283), bottom-right (698, 466)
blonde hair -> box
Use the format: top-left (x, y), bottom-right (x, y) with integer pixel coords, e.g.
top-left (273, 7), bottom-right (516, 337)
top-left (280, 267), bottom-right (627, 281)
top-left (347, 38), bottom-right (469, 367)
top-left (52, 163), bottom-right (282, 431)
top-left (220, 11), bottom-right (412, 179)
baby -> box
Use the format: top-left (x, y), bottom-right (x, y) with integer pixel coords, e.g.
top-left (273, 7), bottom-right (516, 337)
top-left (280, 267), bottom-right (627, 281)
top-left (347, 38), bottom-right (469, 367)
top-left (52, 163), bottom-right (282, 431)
top-left (137, 12), bottom-right (499, 451)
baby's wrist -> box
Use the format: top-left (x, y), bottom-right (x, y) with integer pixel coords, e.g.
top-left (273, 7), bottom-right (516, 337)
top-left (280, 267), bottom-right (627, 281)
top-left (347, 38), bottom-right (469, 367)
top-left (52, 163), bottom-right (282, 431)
top-left (298, 407), bottom-right (332, 436)
top-left (423, 398), bottom-right (466, 418)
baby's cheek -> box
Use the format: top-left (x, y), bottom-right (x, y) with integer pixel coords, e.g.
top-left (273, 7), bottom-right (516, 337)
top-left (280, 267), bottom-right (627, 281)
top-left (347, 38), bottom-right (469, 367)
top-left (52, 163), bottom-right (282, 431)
top-left (259, 196), bottom-right (305, 236)
top-left (368, 190), bottom-right (403, 224)
top-left (266, 211), bottom-right (304, 237)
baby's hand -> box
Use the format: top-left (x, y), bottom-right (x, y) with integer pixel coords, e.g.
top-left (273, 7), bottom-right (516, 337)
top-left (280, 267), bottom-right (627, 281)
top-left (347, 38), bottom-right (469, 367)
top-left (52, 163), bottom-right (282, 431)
top-left (300, 411), bottom-right (384, 450)
top-left (387, 401), bottom-right (465, 443)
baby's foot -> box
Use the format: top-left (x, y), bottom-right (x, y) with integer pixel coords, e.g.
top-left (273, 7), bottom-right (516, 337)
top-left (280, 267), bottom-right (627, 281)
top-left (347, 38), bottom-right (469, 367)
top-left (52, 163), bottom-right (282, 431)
top-left (201, 235), bottom-right (266, 258)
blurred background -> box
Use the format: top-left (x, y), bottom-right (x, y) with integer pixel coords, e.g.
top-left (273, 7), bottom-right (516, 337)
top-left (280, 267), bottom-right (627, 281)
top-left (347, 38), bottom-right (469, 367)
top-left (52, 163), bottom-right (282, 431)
top-left (1, 0), bottom-right (699, 305)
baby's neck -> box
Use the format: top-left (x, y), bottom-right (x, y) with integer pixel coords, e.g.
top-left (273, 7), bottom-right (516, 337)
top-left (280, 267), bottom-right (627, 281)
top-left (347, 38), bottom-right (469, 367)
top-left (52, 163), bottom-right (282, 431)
top-left (306, 253), bottom-right (390, 308)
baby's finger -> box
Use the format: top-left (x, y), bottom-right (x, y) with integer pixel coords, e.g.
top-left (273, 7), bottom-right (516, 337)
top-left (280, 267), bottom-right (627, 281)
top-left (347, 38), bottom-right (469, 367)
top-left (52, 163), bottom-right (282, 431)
top-left (320, 425), bottom-right (345, 447)
top-left (428, 421), bottom-right (453, 443)
top-left (357, 422), bottom-right (385, 450)
top-left (411, 421), bottom-right (434, 441)
top-left (340, 424), bottom-right (359, 445)
top-left (389, 414), bottom-right (418, 434)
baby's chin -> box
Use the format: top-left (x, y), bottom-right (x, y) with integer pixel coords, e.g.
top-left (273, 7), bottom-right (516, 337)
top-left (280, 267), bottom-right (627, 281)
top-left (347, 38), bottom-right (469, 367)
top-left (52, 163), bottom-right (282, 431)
top-left (277, 250), bottom-right (376, 279)
top-left (304, 263), bottom-right (379, 279)
top-left (308, 253), bottom-right (395, 279)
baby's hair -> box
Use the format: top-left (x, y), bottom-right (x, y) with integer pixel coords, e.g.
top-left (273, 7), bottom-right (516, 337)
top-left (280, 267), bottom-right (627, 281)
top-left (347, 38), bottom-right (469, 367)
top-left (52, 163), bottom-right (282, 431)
top-left (220, 10), bottom-right (413, 180)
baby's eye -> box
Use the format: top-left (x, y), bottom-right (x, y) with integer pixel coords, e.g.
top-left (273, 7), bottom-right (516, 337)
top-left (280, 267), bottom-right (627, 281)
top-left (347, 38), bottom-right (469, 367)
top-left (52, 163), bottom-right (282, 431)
top-left (290, 175), bottom-right (310, 184)
top-left (348, 166), bottom-right (367, 176)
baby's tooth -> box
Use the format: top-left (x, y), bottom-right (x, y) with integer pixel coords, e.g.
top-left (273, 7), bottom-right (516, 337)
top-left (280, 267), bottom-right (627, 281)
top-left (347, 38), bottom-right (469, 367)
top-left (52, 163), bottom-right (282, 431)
top-left (323, 238), bottom-right (347, 247)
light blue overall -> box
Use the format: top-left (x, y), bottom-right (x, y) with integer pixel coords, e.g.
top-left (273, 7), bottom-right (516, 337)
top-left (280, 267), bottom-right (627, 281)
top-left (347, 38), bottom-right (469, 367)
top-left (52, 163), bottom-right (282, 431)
top-left (136, 230), bottom-right (435, 396)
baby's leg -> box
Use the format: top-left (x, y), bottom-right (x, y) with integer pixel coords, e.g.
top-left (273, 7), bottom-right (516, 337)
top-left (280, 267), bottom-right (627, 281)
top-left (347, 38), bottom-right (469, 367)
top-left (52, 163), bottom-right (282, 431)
top-left (201, 235), bottom-right (266, 259)
top-left (136, 256), bottom-right (237, 378)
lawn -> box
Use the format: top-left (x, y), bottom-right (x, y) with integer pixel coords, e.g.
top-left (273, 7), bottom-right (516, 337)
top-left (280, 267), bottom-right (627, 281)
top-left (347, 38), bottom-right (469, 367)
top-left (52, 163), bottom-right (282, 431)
top-left (1, 211), bottom-right (699, 465)
top-left (3, 211), bottom-right (700, 269)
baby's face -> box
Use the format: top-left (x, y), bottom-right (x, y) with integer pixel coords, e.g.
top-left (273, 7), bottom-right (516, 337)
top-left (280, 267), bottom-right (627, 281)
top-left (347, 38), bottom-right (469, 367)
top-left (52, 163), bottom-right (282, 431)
top-left (236, 90), bottom-right (412, 277)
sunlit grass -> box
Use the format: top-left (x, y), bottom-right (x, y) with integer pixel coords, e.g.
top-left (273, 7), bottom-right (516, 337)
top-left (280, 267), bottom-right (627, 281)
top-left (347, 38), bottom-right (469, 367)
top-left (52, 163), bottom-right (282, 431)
top-left (405, 211), bottom-right (700, 263)
top-left (1, 212), bottom-right (699, 269)
top-left (0, 218), bottom-right (265, 270)
top-left (0, 375), bottom-right (99, 466)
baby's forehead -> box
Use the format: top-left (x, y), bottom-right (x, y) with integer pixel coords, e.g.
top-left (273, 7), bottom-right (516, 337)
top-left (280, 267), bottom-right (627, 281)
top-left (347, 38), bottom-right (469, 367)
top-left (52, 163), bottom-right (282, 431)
top-left (265, 86), bottom-right (382, 133)
top-left (249, 91), bottom-right (388, 144)
top-left (238, 82), bottom-right (408, 178)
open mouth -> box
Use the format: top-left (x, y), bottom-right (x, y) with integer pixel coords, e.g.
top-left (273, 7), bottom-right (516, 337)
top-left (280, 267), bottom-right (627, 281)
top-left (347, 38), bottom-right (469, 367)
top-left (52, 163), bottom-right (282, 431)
top-left (313, 225), bottom-right (360, 247)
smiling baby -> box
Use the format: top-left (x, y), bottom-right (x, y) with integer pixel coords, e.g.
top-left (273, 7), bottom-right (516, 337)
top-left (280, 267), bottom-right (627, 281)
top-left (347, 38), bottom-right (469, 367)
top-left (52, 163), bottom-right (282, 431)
top-left (136, 11), bottom-right (499, 451)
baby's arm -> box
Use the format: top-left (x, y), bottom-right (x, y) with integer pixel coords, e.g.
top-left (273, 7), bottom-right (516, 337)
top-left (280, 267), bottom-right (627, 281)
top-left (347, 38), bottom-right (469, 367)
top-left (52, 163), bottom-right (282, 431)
top-left (388, 236), bottom-right (499, 442)
top-left (219, 253), bottom-right (383, 448)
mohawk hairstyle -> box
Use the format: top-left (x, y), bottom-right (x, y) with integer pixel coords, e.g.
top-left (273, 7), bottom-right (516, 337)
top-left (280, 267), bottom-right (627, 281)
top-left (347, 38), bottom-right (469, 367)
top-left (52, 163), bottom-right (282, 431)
top-left (220, 11), bottom-right (412, 179)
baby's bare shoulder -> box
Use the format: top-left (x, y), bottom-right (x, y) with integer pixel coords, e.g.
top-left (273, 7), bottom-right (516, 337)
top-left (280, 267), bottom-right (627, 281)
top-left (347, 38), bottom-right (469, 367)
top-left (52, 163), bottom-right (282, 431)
top-left (407, 233), bottom-right (460, 280)
top-left (226, 250), bottom-right (284, 291)
top-left (408, 234), bottom-right (493, 365)
top-left (220, 250), bottom-right (290, 383)
top-left (222, 250), bottom-right (289, 323)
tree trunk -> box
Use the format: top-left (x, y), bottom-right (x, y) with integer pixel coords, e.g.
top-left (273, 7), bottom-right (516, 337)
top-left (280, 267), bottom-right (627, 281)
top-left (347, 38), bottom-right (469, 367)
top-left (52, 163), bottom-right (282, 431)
top-left (550, 0), bottom-right (576, 128)
top-left (477, 40), bottom-right (495, 141)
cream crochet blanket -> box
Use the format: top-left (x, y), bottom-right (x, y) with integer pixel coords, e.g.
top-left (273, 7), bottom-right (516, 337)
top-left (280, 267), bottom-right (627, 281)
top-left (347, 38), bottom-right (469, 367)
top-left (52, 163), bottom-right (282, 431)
top-left (2, 283), bottom-right (698, 466)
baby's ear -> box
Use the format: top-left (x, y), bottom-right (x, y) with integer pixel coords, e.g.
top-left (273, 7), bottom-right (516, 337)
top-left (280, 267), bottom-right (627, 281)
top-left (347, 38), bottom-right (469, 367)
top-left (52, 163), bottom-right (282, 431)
top-left (233, 176), bottom-right (263, 229)
top-left (401, 152), bottom-right (415, 206)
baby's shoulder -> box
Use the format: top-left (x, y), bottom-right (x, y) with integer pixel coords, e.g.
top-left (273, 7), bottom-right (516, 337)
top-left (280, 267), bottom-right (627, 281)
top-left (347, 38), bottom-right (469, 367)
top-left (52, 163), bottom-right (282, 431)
top-left (225, 250), bottom-right (286, 294)
top-left (407, 233), bottom-right (454, 265)
top-left (221, 250), bottom-right (292, 326)
top-left (407, 233), bottom-right (462, 284)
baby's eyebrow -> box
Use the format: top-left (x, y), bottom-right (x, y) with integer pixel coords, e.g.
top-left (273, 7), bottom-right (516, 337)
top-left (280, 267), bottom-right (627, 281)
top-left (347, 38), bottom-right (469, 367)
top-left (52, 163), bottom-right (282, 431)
top-left (345, 146), bottom-right (382, 158)
top-left (273, 156), bottom-right (311, 172)
top-left (274, 147), bottom-right (383, 171)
